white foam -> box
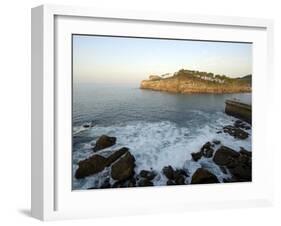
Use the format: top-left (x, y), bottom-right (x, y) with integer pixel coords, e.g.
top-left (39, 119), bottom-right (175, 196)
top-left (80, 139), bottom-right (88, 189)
top-left (73, 113), bottom-right (251, 189)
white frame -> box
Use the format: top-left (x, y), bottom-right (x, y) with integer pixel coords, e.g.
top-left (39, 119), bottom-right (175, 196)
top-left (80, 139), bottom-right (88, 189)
top-left (31, 4), bottom-right (274, 221)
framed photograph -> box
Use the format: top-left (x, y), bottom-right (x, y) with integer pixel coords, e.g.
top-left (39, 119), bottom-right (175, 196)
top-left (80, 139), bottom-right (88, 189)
top-left (31, 4), bottom-right (274, 221)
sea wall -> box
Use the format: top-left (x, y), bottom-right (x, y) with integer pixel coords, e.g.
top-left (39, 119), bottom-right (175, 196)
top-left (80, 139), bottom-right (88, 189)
top-left (225, 100), bottom-right (252, 124)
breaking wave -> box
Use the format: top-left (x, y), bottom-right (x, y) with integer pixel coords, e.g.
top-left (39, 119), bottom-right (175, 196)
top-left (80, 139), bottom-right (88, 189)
top-left (72, 111), bottom-right (251, 189)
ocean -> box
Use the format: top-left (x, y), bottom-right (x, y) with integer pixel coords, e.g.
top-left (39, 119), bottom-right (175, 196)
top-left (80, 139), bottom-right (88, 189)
top-left (72, 83), bottom-right (252, 189)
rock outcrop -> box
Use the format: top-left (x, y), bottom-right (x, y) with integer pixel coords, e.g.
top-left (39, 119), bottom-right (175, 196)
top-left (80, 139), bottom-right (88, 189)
top-left (191, 168), bottom-right (219, 184)
top-left (111, 151), bottom-right (135, 181)
top-left (140, 69), bottom-right (251, 94)
top-left (213, 146), bottom-right (252, 181)
top-left (75, 154), bottom-right (108, 179)
top-left (93, 135), bottom-right (116, 152)
top-left (75, 147), bottom-right (129, 179)
top-left (223, 125), bottom-right (249, 139)
top-left (162, 166), bottom-right (188, 185)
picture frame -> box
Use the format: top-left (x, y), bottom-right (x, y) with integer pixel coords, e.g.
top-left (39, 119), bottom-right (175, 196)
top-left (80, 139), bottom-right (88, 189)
top-left (31, 4), bottom-right (274, 221)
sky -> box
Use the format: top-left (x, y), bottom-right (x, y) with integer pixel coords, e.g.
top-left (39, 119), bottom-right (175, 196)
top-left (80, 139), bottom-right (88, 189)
top-left (73, 35), bottom-right (252, 84)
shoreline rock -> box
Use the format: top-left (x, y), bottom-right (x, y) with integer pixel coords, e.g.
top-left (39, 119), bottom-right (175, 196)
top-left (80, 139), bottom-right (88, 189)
top-left (223, 125), bottom-right (249, 139)
top-left (75, 147), bottom-right (130, 179)
top-left (162, 166), bottom-right (188, 185)
top-left (75, 120), bottom-right (252, 188)
top-left (191, 168), bottom-right (219, 184)
top-left (140, 69), bottom-right (251, 94)
top-left (111, 151), bottom-right (135, 181)
top-left (213, 146), bottom-right (252, 182)
top-left (93, 135), bottom-right (116, 152)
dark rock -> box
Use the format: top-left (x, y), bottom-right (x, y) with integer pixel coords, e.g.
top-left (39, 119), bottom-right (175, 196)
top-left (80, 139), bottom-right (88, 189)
top-left (216, 131), bottom-right (222, 134)
top-left (174, 169), bottom-right (188, 177)
top-left (162, 166), bottom-right (175, 180)
top-left (138, 178), bottom-right (154, 187)
top-left (212, 139), bottom-right (221, 145)
top-left (174, 169), bottom-right (188, 185)
top-left (167, 180), bottom-right (176, 185)
top-left (75, 154), bottom-right (108, 179)
top-left (174, 175), bottom-right (185, 185)
top-left (213, 146), bottom-right (252, 182)
top-left (139, 170), bottom-right (156, 180)
top-left (239, 147), bottom-right (252, 157)
top-left (191, 168), bottom-right (219, 184)
top-left (228, 163), bottom-right (252, 181)
top-left (223, 125), bottom-right (249, 139)
top-left (213, 146), bottom-right (240, 166)
top-left (93, 135), bottom-right (116, 152)
top-left (191, 151), bottom-right (203, 161)
top-left (106, 147), bottom-right (128, 166)
top-left (201, 142), bottom-right (215, 158)
top-left (75, 147), bottom-right (131, 179)
top-left (163, 168), bottom-right (188, 185)
top-left (111, 151), bottom-right (135, 181)
top-left (202, 149), bottom-right (214, 158)
top-left (234, 120), bottom-right (251, 130)
top-left (127, 177), bottom-right (137, 187)
top-left (238, 154), bottom-right (250, 165)
top-left (112, 181), bottom-right (126, 188)
top-left (112, 177), bottom-right (136, 188)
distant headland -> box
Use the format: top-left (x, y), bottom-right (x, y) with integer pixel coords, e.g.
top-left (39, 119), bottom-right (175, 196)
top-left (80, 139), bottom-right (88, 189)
top-left (140, 69), bottom-right (252, 94)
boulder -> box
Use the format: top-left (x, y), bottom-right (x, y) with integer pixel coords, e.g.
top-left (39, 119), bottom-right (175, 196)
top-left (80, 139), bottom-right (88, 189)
top-left (93, 135), bottom-right (116, 152)
top-left (138, 178), bottom-right (154, 187)
top-left (191, 168), bottom-right (219, 184)
top-left (213, 146), bottom-right (240, 166)
top-left (213, 146), bottom-right (252, 182)
top-left (112, 177), bottom-right (136, 188)
top-left (127, 177), bottom-right (137, 187)
top-left (212, 139), bottom-right (221, 145)
top-left (75, 154), bottom-right (108, 179)
top-left (139, 170), bottom-right (156, 180)
top-left (191, 151), bottom-right (203, 161)
top-left (174, 169), bottom-right (188, 185)
top-left (223, 125), bottom-right (249, 139)
top-left (75, 147), bottom-right (130, 179)
top-left (162, 166), bottom-right (175, 180)
top-left (111, 151), bottom-right (135, 181)
top-left (174, 175), bottom-right (185, 185)
top-left (106, 147), bottom-right (128, 166)
top-left (228, 163), bottom-right (252, 181)
top-left (167, 180), bottom-right (176, 186)
top-left (162, 167), bottom-right (187, 185)
top-left (234, 120), bottom-right (251, 130)
top-left (174, 169), bottom-right (188, 178)
top-left (191, 142), bottom-right (215, 161)
top-left (201, 142), bottom-right (214, 158)
top-left (239, 147), bottom-right (252, 157)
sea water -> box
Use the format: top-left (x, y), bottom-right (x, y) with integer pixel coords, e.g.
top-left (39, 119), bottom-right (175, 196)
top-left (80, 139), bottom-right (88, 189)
top-left (72, 83), bottom-right (251, 189)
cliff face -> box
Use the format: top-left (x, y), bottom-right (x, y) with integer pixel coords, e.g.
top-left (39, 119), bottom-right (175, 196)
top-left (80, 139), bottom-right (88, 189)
top-left (140, 70), bottom-right (251, 94)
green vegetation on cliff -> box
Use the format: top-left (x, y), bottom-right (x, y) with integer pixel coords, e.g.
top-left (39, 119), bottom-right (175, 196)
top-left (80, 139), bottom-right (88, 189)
top-left (140, 69), bottom-right (252, 94)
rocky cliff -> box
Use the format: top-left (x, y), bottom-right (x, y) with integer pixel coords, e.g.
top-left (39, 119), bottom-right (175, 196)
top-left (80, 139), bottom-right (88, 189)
top-left (140, 69), bottom-right (251, 94)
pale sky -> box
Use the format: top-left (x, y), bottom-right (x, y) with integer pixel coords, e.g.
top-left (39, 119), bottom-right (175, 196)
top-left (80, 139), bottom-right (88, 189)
top-left (73, 35), bottom-right (252, 84)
